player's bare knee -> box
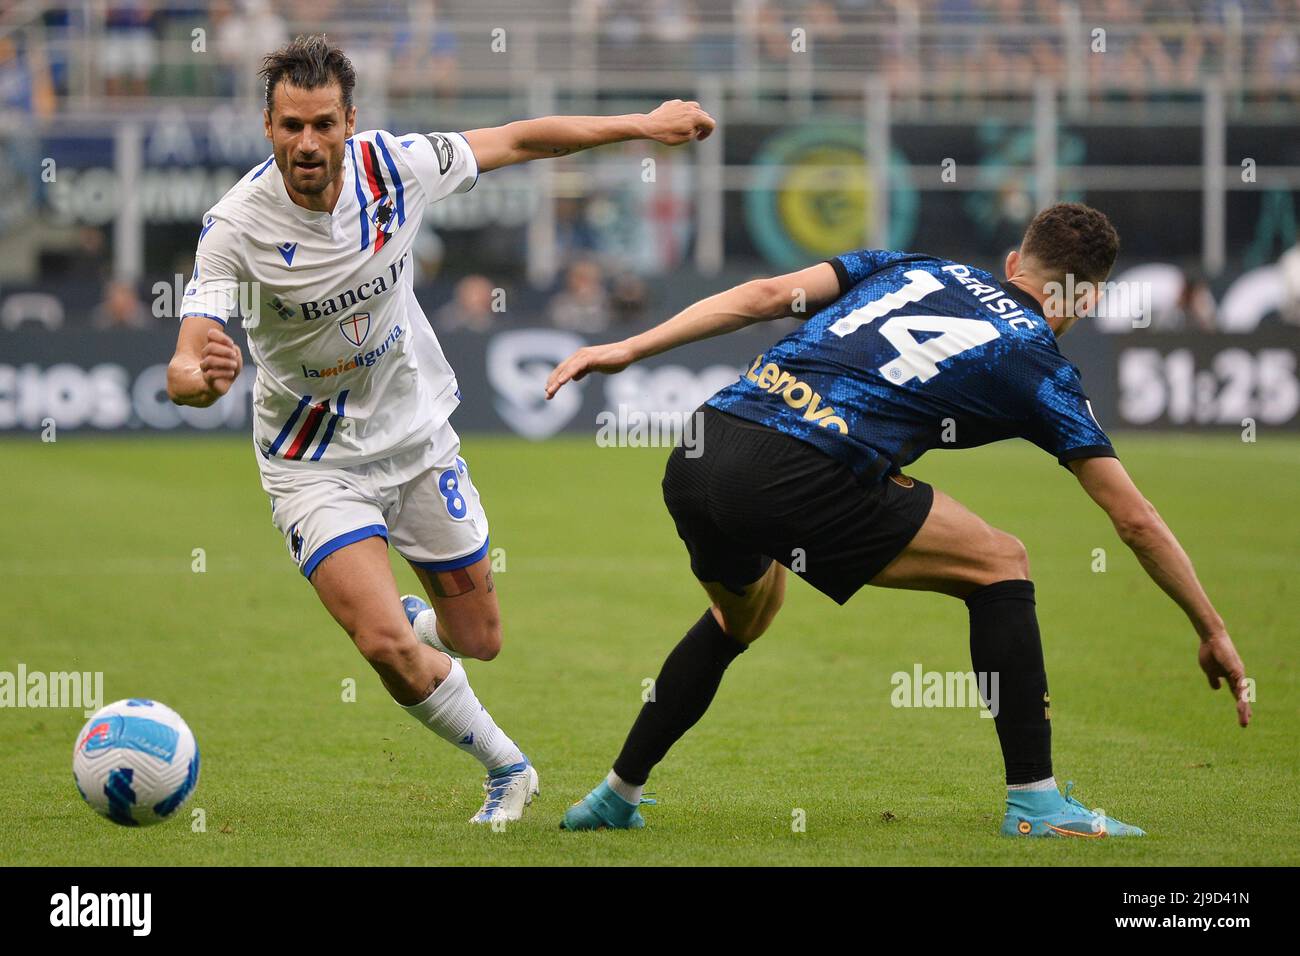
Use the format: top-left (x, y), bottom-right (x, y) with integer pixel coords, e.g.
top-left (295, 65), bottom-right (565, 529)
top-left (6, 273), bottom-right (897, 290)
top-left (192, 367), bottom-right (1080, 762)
top-left (355, 624), bottom-right (419, 671)
top-left (470, 625), bottom-right (502, 662)
top-left (717, 610), bottom-right (765, 644)
top-left (454, 618), bottom-right (502, 661)
top-left (716, 586), bottom-right (782, 644)
top-left (994, 531), bottom-right (1030, 581)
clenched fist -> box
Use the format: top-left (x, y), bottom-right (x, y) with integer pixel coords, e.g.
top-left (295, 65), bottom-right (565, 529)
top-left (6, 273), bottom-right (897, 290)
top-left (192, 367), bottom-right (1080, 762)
top-left (644, 99), bottom-right (716, 146)
top-left (199, 326), bottom-right (243, 397)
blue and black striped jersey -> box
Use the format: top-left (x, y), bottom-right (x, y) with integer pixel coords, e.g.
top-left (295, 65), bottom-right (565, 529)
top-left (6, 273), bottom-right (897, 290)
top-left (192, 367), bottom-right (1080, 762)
top-left (706, 249), bottom-right (1116, 483)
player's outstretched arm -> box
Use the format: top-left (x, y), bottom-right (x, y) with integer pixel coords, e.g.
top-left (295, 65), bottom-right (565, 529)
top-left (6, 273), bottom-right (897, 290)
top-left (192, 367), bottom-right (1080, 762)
top-left (1070, 455), bottom-right (1251, 727)
top-left (462, 99), bottom-right (715, 172)
top-left (166, 316), bottom-right (243, 408)
top-left (545, 262), bottom-right (840, 400)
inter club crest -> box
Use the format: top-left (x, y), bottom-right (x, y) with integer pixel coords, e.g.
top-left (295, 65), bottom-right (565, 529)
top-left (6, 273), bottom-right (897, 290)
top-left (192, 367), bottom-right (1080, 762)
top-left (338, 311), bottom-right (371, 348)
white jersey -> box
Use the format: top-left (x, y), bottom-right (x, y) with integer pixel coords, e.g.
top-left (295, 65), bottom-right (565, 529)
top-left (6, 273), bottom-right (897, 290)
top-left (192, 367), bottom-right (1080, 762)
top-left (180, 129), bottom-right (478, 466)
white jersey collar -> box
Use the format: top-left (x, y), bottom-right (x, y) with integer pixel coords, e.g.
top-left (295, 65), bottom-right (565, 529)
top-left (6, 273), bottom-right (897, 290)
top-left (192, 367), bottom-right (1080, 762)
top-left (270, 149), bottom-right (355, 225)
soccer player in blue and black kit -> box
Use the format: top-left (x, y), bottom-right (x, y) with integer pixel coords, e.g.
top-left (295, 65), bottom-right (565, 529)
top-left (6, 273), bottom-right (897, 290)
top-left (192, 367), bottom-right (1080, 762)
top-left (545, 203), bottom-right (1252, 837)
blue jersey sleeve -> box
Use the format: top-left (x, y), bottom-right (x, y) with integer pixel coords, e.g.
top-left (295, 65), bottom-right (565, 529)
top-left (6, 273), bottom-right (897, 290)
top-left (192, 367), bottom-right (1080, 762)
top-left (1025, 361), bottom-right (1117, 467)
top-left (827, 249), bottom-right (920, 294)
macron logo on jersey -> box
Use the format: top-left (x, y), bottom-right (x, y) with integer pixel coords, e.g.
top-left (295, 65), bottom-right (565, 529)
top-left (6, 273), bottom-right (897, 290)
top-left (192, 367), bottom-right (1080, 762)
top-left (277, 242), bottom-right (298, 266)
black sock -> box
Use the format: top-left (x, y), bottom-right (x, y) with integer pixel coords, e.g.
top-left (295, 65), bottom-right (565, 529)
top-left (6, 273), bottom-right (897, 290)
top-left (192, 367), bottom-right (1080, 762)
top-left (612, 611), bottom-right (749, 787)
top-left (965, 579), bottom-right (1053, 786)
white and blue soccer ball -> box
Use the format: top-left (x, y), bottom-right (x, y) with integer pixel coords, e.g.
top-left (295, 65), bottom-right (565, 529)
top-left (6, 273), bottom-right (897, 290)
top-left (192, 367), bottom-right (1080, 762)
top-left (72, 699), bottom-right (201, 827)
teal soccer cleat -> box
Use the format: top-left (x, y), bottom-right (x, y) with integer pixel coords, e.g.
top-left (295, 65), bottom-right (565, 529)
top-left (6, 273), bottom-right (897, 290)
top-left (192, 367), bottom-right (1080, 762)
top-left (1001, 781), bottom-right (1146, 838)
top-left (560, 780), bottom-right (655, 831)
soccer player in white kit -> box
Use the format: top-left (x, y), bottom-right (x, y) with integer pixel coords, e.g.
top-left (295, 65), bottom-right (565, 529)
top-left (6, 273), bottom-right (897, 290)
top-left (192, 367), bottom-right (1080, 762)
top-left (166, 35), bottom-right (715, 823)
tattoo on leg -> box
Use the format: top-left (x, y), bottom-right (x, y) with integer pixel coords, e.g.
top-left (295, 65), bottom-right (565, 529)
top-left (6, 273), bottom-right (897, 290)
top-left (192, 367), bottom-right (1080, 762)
top-left (430, 567), bottom-right (476, 598)
top-left (486, 570), bottom-right (495, 593)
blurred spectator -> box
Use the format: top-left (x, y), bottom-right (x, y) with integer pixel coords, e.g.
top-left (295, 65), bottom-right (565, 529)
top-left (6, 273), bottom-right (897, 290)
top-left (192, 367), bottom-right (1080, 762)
top-left (650, 0), bottom-right (697, 44)
top-left (648, 0), bottom-right (698, 71)
top-left (690, 0), bottom-right (735, 71)
top-left (0, 33), bottom-right (57, 120)
top-left (549, 260), bottom-right (610, 333)
top-left (988, 0), bottom-right (1034, 91)
top-left (435, 275), bottom-right (497, 333)
top-left (610, 272), bottom-right (649, 327)
top-left (38, 7), bottom-right (78, 98)
top-left (601, 0), bottom-right (647, 47)
top-left (286, 0), bottom-right (339, 35)
top-left (755, 2), bottom-right (794, 65)
top-left (0, 33), bottom-right (51, 262)
top-left (17, 0), bottom-right (1300, 114)
top-left (213, 0), bottom-right (289, 99)
top-left (1163, 271), bottom-right (1218, 332)
top-left (1119, 266), bottom-right (1218, 333)
top-left (555, 196), bottom-right (600, 261)
top-left (390, 0), bottom-right (460, 99)
top-left (92, 279), bottom-right (153, 329)
top-left (412, 222), bottom-right (447, 284)
top-left (103, 3), bottom-right (158, 97)
top-left (40, 227), bottom-right (110, 283)
top-left (1089, 0), bottom-right (1148, 101)
top-left (1277, 240), bottom-right (1300, 327)
top-left (1262, 30), bottom-right (1300, 91)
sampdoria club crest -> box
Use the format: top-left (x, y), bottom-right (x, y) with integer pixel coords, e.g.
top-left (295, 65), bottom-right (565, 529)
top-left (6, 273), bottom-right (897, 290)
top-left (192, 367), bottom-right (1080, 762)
top-left (338, 312), bottom-right (371, 348)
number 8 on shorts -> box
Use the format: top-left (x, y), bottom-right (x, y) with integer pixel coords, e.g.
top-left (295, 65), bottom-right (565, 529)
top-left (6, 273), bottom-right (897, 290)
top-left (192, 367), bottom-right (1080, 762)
top-left (439, 458), bottom-right (470, 520)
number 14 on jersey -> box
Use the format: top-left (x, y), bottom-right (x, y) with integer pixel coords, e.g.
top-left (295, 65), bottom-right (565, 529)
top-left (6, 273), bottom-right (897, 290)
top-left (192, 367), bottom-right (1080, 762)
top-left (829, 269), bottom-right (1000, 385)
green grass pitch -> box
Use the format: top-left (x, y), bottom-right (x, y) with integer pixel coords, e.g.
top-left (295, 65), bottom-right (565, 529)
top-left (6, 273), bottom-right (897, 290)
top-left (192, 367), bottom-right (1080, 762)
top-left (1, 431), bottom-right (1296, 866)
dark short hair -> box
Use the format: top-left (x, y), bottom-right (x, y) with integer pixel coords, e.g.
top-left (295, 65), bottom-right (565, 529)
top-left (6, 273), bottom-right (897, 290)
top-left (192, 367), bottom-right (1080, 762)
top-left (1021, 202), bottom-right (1119, 286)
top-left (259, 34), bottom-right (355, 114)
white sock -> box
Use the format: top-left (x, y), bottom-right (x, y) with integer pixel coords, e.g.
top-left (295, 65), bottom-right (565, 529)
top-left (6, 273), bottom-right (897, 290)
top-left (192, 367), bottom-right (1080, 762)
top-left (1007, 776), bottom-right (1057, 792)
top-left (605, 770), bottom-right (643, 805)
top-left (400, 658), bottom-right (523, 774)
top-left (412, 608), bottom-right (462, 659)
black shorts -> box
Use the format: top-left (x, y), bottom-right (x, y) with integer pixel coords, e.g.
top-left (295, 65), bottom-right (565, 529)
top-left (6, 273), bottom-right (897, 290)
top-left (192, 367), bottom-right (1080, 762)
top-left (662, 406), bottom-right (934, 605)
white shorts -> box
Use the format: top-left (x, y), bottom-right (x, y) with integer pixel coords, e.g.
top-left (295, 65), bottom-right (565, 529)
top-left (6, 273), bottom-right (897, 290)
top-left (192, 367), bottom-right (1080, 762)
top-left (258, 422), bottom-right (489, 580)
